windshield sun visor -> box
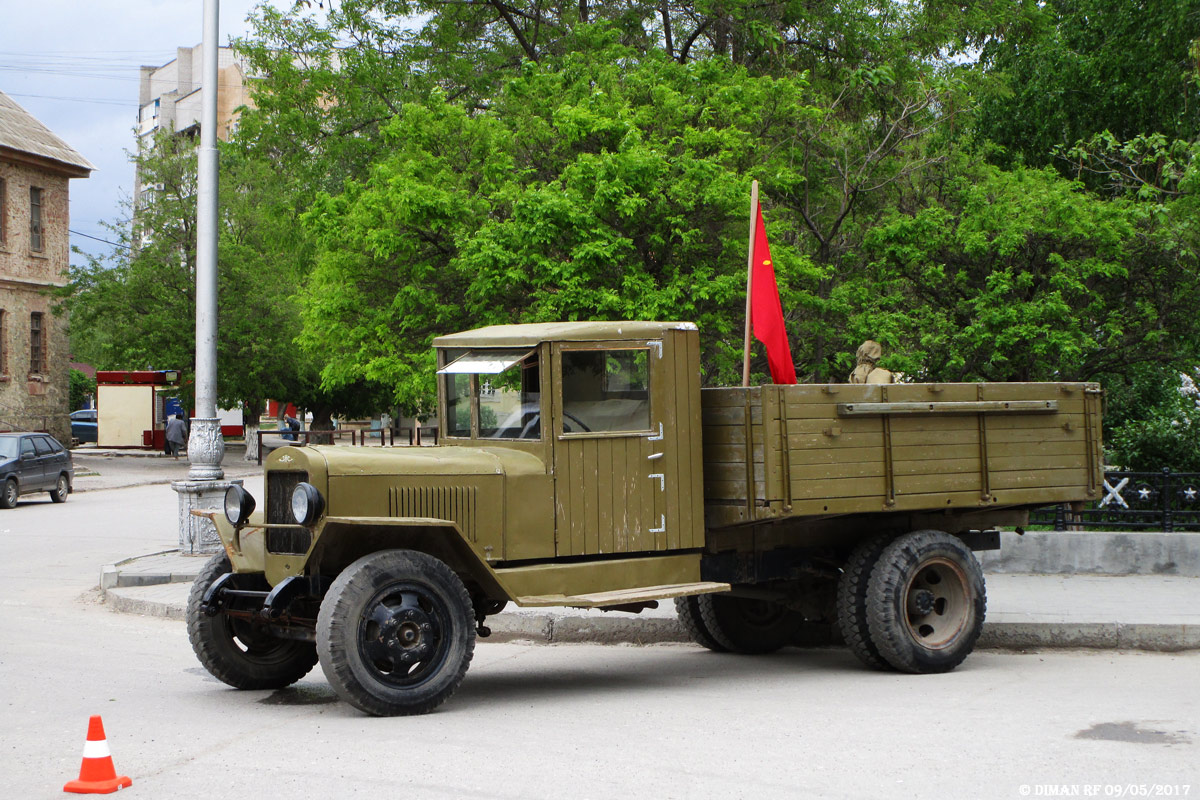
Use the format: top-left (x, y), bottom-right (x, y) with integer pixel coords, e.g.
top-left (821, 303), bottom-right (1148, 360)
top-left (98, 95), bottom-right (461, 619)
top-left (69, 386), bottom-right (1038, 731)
top-left (437, 349), bottom-right (534, 374)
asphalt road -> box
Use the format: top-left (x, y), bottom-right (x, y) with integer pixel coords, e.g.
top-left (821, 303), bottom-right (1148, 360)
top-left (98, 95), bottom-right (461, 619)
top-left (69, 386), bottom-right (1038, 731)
top-left (2, 483), bottom-right (1197, 798)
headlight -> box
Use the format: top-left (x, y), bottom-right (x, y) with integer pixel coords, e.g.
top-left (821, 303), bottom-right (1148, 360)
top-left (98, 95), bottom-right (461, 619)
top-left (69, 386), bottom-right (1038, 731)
top-left (291, 482), bottom-right (324, 525)
top-left (224, 485), bottom-right (255, 526)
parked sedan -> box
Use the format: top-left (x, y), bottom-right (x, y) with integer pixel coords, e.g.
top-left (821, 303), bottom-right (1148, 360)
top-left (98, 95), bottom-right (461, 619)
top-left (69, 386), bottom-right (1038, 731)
top-left (70, 409), bottom-right (98, 443)
top-left (0, 433), bottom-right (73, 507)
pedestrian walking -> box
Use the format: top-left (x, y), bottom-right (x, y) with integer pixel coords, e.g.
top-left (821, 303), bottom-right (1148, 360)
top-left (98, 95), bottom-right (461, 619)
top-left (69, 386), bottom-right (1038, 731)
top-left (165, 414), bottom-right (188, 459)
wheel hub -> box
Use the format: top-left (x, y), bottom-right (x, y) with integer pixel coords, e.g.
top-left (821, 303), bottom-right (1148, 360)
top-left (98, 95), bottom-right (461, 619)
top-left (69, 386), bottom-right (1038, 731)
top-left (360, 587), bottom-right (448, 685)
top-left (911, 588), bottom-right (935, 615)
top-left (378, 607), bottom-right (435, 661)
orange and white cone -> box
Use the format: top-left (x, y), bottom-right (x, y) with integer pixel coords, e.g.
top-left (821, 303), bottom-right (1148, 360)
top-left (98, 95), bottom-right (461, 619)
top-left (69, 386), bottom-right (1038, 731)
top-left (63, 715), bottom-right (132, 794)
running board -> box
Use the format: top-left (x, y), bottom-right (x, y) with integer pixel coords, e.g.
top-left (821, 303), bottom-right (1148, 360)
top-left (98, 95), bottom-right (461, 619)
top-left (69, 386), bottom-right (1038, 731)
top-left (515, 581), bottom-right (731, 609)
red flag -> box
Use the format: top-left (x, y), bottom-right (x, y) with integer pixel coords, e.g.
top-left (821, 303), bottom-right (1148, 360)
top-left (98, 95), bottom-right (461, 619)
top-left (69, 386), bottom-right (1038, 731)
top-left (751, 203), bottom-right (797, 384)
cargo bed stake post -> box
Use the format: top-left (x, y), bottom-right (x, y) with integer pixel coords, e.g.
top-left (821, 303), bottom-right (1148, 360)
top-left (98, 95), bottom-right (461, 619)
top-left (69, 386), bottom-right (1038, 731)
top-left (743, 389), bottom-right (756, 518)
top-left (778, 386), bottom-right (792, 511)
top-left (977, 384), bottom-right (991, 502)
top-left (880, 385), bottom-right (895, 507)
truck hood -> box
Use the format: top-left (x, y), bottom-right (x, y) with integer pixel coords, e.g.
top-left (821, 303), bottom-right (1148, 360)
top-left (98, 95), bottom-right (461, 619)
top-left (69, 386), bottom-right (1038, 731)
top-left (269, 444), bottom-right (546, 479)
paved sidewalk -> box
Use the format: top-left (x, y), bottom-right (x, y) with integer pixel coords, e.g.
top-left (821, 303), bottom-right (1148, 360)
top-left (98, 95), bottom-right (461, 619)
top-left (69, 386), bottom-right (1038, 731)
top-left (101, 550), bottom-right (1200, 651)
top-left (71, 444), bottom-right (264, 492)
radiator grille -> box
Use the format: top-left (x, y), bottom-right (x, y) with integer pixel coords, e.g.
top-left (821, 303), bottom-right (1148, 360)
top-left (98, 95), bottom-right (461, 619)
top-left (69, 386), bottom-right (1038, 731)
top-left (390, 485), bottom-right (477, 541)
top-left (267, 528), bottom-right (312, 555)
top-left (266, 470), bottom-right (310, 554)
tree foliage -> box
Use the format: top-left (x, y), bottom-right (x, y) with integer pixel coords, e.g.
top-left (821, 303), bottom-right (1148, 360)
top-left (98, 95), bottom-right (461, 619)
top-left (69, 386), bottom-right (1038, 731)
top-left (845, 164), bottom-right (1200, 382)
top-left (978, 0), bottom-right (1200, 168)
top-left (297, 38), bottom-right (821, 409)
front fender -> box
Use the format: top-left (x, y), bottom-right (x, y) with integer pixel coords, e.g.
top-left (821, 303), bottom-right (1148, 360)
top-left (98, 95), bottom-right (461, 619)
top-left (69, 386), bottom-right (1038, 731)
top-left (309, 516), bottom-right (513, 602)
top-left (190, 510), bottom-right (267, 575)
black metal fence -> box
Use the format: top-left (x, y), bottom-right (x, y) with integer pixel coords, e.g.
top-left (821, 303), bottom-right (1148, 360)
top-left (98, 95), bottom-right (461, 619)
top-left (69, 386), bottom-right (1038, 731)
top-left (1031, 469), bottom-right (1200, 531)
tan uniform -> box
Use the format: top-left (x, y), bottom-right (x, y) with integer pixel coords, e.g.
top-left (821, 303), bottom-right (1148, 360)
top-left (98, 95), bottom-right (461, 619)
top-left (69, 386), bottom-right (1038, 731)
top-left (848, 340), bottom-right (894, 385)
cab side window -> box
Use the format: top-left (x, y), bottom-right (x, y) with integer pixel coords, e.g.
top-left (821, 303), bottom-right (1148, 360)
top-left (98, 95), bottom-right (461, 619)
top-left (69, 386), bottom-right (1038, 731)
top-left (20, 438), bottom-right (35, 458)
top-left (561, 349), bottom-right (651, 433)
top-left (32, 437), bottom-right (53, 456)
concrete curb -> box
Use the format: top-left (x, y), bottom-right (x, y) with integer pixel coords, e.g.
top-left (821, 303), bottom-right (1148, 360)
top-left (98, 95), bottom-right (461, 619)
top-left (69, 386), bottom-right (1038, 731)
top-left (102, 583), bottom-right (1200, 652)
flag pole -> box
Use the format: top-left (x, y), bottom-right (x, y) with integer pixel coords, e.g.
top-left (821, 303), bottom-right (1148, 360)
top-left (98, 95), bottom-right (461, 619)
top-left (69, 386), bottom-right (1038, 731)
top-left (741, 180), bottom-right (759, 387)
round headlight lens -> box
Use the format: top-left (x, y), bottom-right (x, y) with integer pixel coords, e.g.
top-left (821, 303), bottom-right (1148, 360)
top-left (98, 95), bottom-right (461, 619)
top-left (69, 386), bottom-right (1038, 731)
top-left (290, 482), bottom-right (324, 525)
top-left (224, 485), bottom-right (255, 526)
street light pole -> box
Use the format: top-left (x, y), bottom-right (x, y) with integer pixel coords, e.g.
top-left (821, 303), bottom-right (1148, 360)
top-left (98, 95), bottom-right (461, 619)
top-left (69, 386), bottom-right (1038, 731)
top-left (175, 0), bottom-right (243, 554)
top-left (190, 0), bottom-right (222, 481)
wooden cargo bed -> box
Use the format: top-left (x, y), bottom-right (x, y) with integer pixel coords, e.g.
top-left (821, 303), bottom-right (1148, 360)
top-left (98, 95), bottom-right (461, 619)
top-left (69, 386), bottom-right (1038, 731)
top-left (701, 382), bottom-right (1103, 529)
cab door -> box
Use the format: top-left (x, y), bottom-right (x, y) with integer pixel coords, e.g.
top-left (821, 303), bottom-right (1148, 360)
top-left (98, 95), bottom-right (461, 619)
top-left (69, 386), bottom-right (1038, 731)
top-left (550, 333), bottom-right (702, 557)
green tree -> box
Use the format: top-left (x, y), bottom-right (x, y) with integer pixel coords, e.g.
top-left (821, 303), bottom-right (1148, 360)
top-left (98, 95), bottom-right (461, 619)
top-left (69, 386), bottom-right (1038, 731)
top-left (64, 131), bottom-right (357, 457)
top-left (297, 40), bottom-right (822, 410)
top-left (844, 165), bottom-right (1200, 382)
top-left (1105, 364), bottom-right (1200, 472)
top-left (68, 369), bottom-right (96, 412)
top-left (977, 0), bottom-right (1200, 168)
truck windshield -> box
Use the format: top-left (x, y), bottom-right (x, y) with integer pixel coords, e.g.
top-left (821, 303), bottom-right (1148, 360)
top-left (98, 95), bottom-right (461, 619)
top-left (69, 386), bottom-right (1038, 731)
top-left (440, 349), bottom-right (541, 440)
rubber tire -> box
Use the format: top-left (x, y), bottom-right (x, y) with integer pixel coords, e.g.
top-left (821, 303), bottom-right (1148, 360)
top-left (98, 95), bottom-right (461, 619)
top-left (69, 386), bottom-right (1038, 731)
top-left (317, 550), bottom-right (475, 716)
top-left (837, 534), bottom-right (894, 670)
top-left (673, 595), bottom-right (727, 652)
top-left (0, 478), bottom-right (17, 509)
top-left (866, 530), bottom-right (986, 674)
top-left (186, 554), bottom-right (319, 690)
top-left (696, 593), bottom-right (803, 654)
top-left (50, 473), bottom-right (69, 503)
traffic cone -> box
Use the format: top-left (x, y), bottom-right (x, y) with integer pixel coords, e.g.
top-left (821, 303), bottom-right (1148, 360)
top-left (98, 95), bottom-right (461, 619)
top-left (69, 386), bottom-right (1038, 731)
top-left (63, 715), bottom-right (132, 794)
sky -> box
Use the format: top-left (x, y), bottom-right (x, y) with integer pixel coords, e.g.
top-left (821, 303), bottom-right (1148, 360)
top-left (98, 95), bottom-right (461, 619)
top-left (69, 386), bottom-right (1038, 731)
top-left (1, 0), bottom-right (284, 266)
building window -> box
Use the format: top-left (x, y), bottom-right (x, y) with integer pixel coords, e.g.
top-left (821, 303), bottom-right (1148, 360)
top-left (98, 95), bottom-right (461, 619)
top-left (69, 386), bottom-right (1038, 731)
top-left (30, 186), bottom-right (44, 252)
top-left (0, 177), bottom-right (7, 244)
top-left (29, 312), bottom-right (44, 375)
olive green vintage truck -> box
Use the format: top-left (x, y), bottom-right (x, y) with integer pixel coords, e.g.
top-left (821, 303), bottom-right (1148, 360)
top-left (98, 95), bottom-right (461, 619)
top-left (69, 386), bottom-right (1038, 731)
top-left (188, 321), bottom-right (1103, 715)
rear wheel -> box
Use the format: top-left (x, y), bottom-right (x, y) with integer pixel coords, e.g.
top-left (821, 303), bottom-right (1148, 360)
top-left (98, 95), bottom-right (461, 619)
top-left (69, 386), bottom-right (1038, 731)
top-left (866, 530), bottom-right (986, 674)
top-left (0, 478), bottom-right (17, 509)
top-left (186, 554), bottom-right (318, 689)
top-left (50, 474), bottom-right (69, 503)
top-left (696, 593), bottom-right (803, 654)
top-left (674, 595), bottom-right (727, 652)
top-left (837, 534), bottom-right (894, 670)
top-left (317, 550), bottom-right (475, 716)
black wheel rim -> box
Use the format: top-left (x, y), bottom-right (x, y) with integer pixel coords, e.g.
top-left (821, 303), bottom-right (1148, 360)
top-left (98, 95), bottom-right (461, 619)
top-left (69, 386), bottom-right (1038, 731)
top-left (357, 582), bottom-right (451, 689)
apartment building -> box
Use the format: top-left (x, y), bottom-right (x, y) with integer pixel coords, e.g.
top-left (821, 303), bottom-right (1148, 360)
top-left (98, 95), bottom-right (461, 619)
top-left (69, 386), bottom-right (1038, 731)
top-left (134, 45), bottom-right (253, 206)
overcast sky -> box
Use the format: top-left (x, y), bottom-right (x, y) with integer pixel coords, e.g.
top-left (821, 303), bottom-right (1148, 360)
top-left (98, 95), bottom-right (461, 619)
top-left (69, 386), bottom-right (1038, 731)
top-left (1, 0), bottom-right (283, 265)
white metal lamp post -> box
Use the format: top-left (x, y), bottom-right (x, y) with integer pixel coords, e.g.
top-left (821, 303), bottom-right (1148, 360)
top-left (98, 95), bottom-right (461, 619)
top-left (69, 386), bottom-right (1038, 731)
top-left (173, 0), bottom-right (244, 553)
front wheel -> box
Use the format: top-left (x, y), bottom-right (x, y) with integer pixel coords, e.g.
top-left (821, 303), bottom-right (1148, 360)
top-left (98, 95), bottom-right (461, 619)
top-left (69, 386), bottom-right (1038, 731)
top-left (186, 554), bottom-right (318, 689)
top-left (50, 474), bottom-right (69, 503)
top-left (0, 478), bottom-right (17, 509)
top-left (317, 550), bottom-right (475, 716)
top-left (866, 530), bottom-right (986, 674)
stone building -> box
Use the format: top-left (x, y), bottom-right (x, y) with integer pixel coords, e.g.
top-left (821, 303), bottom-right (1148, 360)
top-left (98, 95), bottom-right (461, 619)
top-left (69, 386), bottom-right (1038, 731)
top-left (0, 91), bottom-right (93, 444)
